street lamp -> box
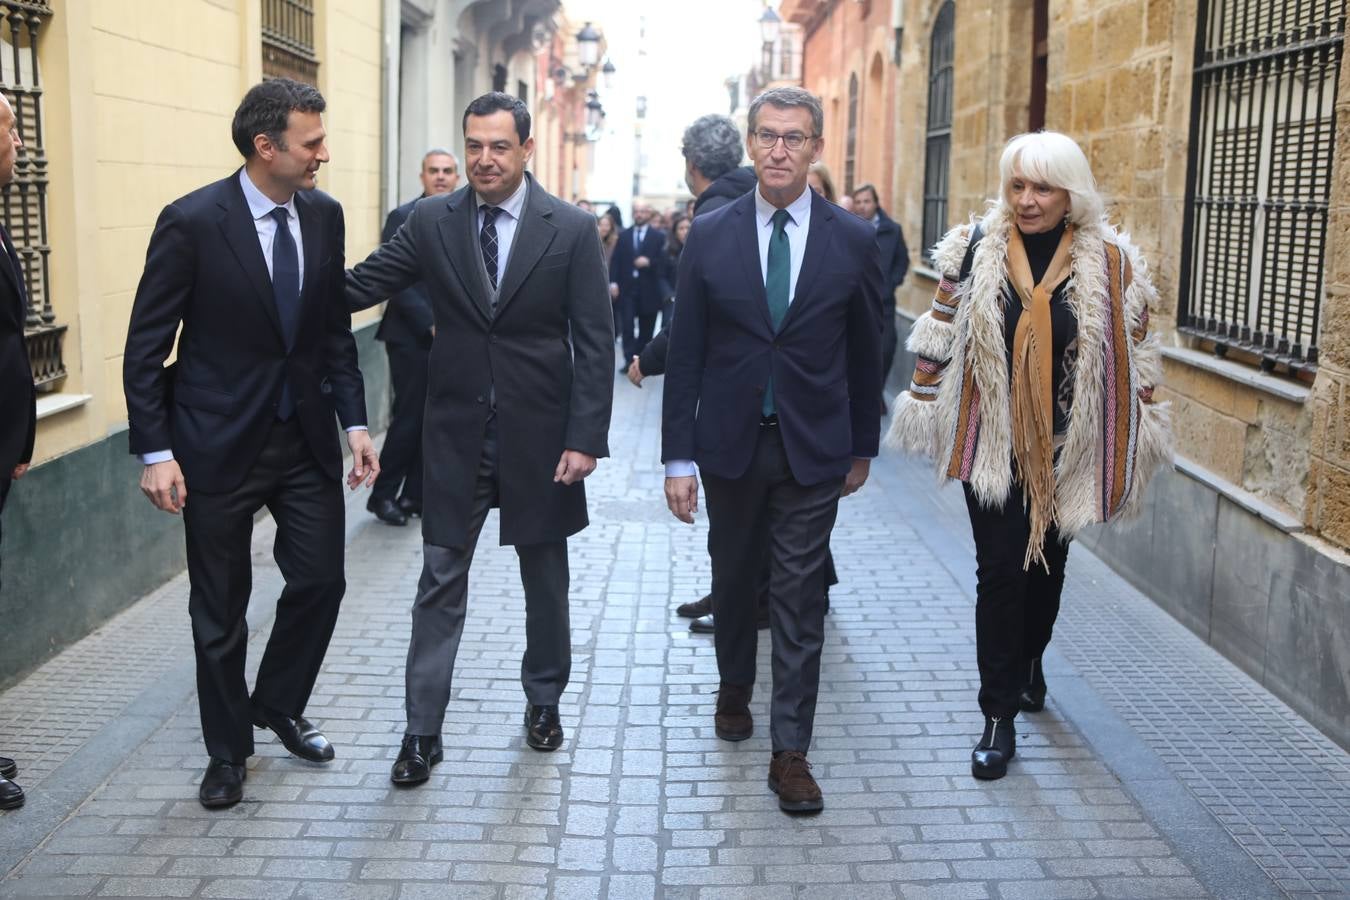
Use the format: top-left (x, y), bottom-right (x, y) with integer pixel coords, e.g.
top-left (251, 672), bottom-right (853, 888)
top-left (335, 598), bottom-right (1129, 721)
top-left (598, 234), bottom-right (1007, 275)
top-left (576, 22), bottom-right (601, 68)
top-left (601, 58), bottom-right (617, 90)
top-left (585, 95), bottom-right (604, 132)
top-left (635, 95), bottom-right (647, 119)
top-left (759, 6), bottom-right (781, 80)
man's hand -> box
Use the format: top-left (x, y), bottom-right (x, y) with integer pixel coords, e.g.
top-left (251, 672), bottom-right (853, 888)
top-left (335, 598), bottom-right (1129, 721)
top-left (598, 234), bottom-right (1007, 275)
top-left (634, 255), bottom-right (651, 270)
top-left (141, 459), bottom-right (188, 514)
top-left (11, 463), bottom-right (28, 480)
top-left (841, 458), bottom-right (870, 497)
top-left (626, 356), bottom-right (645, 387)
top-left (609, 283), bottom-right (620, 300)
top-left (554, 450), bottom-right (597, 485)
top-left (347, 430), bottom-right (380, 490)
top-left (665, 476), bottom-right (698, 524)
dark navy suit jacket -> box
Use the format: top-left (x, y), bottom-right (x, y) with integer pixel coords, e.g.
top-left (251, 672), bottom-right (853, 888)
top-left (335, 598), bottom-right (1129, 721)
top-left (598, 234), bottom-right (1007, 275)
top-left (609, 225), bottom-right (667, 317)
top-left (661, 189), bottom-right (883, 486)
top-left (375, 195), bottom-right (434, 347)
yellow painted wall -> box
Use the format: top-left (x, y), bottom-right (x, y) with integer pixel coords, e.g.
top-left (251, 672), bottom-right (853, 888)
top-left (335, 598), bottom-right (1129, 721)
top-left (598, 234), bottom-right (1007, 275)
top-left (30, 0), bottom-right (385, 466)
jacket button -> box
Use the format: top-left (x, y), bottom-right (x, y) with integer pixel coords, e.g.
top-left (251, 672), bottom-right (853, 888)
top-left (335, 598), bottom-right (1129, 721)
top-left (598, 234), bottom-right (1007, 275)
top-left (490, 335), bottom-right (498, 344)
top-left (754, 386), bottom-right (764, 395)
top-left (477, 395), bottom-right (486, 404)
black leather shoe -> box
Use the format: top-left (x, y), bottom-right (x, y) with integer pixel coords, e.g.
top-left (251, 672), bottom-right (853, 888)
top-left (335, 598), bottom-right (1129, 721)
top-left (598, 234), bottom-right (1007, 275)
top-left (198, 758), bottom-right (244, 809)
top-left (971, 716), bottom-right (1016, 780)
top-left (676, 594), bottom-right (711, 619)
top-left (391, 734), bottom-right (442, 786)
top-left (253, 709), bottom-right (335, 763)
top-left (689, 613), bottom-right (715, 634)
top-left (0, 775), bottom-right (23, 810)
top-left (0, 755), bottom-right (16, 779)
top-left (1018, 658), bottom-right (1047, 712)
top-left (524, 704), bottom-right (563, 751)
top-left (367, 497), bottom-right (408, 526)
top-left (396, 496), bottom-right (422, 518)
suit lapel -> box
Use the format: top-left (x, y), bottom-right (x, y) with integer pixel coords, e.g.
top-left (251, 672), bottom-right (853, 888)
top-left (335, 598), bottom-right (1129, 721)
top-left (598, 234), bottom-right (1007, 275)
top-left (779, 191), bottom-right (833, 332)
top-left (0, 227), bottom-right (22, 304)
top-left (494, 175), bottom-right (557, 315)
top-left (436, 189), bottom-right (492, 322)
top-left (731, 195), bottom-right (774, 334)
top-left (294, 190), bottom-right (322, 316)
top-left (217, 176), bottom-right (285, 342)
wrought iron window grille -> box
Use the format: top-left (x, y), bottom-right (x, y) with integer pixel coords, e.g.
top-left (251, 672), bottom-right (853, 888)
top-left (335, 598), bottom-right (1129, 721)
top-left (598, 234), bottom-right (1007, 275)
top-left (1178, 0), bottom-right (1346, 372)
top-left (262, 0), bottom-right (318, 85)
top-left (922, 1), bottom-right (954, 266)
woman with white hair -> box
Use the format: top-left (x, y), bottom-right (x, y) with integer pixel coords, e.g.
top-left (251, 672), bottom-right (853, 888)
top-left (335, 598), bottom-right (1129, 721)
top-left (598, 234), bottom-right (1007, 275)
top-left (887, 131), bottom-right (1171, 780)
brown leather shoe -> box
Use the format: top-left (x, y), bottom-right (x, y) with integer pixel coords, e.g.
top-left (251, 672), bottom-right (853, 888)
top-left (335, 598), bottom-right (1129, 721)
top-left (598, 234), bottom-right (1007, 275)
top-left (714, 683), bottom-right (753, 741)
top-left (769, 751), bottom-right (823, 813)
top-left (676, 594), bottom-right (711, 618)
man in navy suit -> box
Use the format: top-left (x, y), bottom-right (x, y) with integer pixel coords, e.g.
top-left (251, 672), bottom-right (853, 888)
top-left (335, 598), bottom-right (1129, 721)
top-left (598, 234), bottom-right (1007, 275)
top-left (365, 148), bottom-right (460, 527)
top-left (662, 86), bottom-right (882, 814)
top-left (608, 201), bottom-right (666, 365)
top-left (851, 183), bottom-right (910, 400)
top-left (123, 78), bottom-right (379, 809)
top-left (0, 92), bottom-right (34, 811)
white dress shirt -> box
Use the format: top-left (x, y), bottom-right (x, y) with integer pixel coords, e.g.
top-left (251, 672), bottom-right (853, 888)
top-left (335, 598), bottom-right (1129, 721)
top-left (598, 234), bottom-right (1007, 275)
top-left (141, 169), bottom-right (361, 466)
top-left (664, 185), bottom-right (814, 479)
top-left (475, 176), bottom-right (529, 289)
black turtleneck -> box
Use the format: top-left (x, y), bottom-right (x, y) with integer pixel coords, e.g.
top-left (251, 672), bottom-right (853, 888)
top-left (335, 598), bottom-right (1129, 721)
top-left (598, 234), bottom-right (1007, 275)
top-left (1002, 219), bottom-right (1079, 438)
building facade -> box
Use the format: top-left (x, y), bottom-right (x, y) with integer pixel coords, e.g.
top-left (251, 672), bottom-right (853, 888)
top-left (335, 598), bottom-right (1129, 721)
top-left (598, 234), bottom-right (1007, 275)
top-left (1, 0), bottom-right (604, 687)
top-left (792, 0), bottom-right (1350, 749)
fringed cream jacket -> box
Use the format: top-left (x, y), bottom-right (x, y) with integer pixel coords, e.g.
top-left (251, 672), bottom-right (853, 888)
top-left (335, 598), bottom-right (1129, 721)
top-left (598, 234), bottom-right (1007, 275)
top-left (885, 210), bottom-right (1172, 538)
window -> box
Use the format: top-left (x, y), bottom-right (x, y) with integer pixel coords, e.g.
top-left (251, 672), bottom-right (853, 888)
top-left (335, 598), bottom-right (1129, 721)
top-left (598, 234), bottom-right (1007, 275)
top-left (845, 73), bottom-right (859, 193)
top-left (262, 0), bottom-right (318, 85)
top-left (1, 1), bottom-right (62, 390)
top-left (1179, 0), bottom-right (1345, 368)
top-left (922, 1), bottom-right (955, 264)
top-left (1030, 0), bottom-right (1048, 131)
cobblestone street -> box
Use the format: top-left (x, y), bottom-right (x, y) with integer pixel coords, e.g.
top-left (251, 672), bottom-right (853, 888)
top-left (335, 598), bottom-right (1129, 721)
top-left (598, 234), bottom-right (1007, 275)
top-left (2, 368), bottom-right (1349, 899)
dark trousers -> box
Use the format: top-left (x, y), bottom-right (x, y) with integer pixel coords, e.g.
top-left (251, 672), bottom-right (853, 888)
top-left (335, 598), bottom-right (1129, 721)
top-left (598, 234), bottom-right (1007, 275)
top-left (701, 425), bottom-right (843, 753)
top-left (404, 416), bottom-right (570, 735)
top-left (373, 341), bottom-right (428, 505)
top-left (963, 484), bottom-right (1070, 719)
top-left (880, 310), bottom-right (898, 392)
top-left (182, 420), bottom-right (346, 763)
top-left (619, 293), bottom-right (657, 361)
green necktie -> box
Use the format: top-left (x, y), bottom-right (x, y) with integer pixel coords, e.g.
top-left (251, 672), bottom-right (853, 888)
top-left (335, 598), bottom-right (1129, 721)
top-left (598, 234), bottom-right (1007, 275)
top-left (763, 208), bottom-right (791, 417)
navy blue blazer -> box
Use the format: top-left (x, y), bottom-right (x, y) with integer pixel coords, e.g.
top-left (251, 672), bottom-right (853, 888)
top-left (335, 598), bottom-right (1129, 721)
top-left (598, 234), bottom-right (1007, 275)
top-left (124, 171), bottom-right (367, 493)
top-left (609, 225), bottom-right (667, 316)
top-left (0, 223), bottom-right (34, 475)
top-left (374, 195), bottom-right (434, 347)
top-left (661, 189), bottom-right (883, 486)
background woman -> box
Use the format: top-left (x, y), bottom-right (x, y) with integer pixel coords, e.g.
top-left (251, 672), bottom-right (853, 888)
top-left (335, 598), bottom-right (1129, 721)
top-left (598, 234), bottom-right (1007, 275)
top-left (807, 161), bottom-right (838, 203)
top-left (660, 212), bottom-right (690, 330)
top-left (887, 131), bottom-right (1171, 781)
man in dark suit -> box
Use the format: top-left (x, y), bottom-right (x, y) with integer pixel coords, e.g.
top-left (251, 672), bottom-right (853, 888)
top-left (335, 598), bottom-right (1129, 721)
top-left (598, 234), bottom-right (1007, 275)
top-left (608, 201), bottom-right (666, 365)
top-left (851, 183), bottom-right (909, 400)
top-left (346, 93), bottom-right (613, 786)
top-left (123, 78), bottom-right (378, 810)
top-left (366, 148), bottom-right (460, 527)
top-left (662, 86), bottom-right (882, 814)
top-left (0, 92), bottom-right (34, 811)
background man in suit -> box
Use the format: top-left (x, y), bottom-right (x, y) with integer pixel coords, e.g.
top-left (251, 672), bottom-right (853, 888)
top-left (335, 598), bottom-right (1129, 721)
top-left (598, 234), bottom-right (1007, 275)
top-left (851, 183), bottom-right (910, 405)
top-left (346, 93), bottom-right (613, 786)
top-left (123, 78), bottom-right (378, 810)
top-left (0, 92), bottom-right (34, 811)
top-left (662, 86), bottom-right (882, 814)
top-left (366, 148), bottom-right (460, 527)
top-left (608, 201), bottom-right (666, 366)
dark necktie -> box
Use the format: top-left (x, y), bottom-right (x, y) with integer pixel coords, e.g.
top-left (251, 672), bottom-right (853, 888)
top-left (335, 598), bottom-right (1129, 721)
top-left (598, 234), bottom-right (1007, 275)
top-left (269, 206), bottom-right (300, 419)
top-left (480, 205), bottom-right (502, 290)
top-left (763, 208), bottom-right (792, 417)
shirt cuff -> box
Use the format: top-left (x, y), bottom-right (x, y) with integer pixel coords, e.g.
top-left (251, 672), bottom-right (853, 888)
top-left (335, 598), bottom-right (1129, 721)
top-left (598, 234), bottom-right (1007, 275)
top-left (345, 426), bottom-right (368, 433)
top-left (664, 460), bottom-right (696, 478)
top-left (141, 450), bottom-right (174, 465)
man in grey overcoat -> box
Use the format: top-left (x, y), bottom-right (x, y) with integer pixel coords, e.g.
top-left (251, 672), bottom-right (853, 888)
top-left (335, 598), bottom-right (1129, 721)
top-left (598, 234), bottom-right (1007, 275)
top-left (347, 92), bottom-right (614, 784)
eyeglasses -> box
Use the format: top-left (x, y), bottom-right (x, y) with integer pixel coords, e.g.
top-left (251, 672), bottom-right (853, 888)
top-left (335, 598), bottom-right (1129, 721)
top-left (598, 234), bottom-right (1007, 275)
top-left (752, 129), bottom-right (816, 152)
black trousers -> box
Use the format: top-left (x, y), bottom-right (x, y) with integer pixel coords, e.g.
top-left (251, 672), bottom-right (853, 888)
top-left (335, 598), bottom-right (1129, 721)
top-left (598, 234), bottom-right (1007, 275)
top-left (373, 341), bottom-right (428, 505)
top-left (701, 425), bottom-right (843, 753)
top-left (619, 293), bottom-right (658, 361)
top-left (880, 310), bottom-right (898, 392)
top-left (183, 420), bottom-right (346, 763)
top-left (404, 416), bottom-right (571, 734)
top-left (0, 477), bottom-right (9, 598)
top-left (963, 484), bottom-right (1070, 719)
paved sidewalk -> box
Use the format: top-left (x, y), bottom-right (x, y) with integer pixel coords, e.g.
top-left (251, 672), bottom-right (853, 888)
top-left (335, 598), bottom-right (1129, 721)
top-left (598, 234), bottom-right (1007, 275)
top-left (2, 366), bottom-right (1349, 899)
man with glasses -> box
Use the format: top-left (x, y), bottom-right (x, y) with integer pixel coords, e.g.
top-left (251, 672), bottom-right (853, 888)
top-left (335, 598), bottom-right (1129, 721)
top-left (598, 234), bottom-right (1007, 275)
top-left (661, 87), bottom-right (882, 813)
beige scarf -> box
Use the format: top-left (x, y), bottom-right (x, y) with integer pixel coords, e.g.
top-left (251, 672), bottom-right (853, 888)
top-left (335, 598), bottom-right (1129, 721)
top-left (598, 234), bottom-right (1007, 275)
top-left (1006, 224), bottom-right (1074, 570)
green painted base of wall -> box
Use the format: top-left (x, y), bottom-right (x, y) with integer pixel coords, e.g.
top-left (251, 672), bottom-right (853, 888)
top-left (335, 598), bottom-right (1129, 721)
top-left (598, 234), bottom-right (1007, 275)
top-left (0, 322), bottom-right (391, 688)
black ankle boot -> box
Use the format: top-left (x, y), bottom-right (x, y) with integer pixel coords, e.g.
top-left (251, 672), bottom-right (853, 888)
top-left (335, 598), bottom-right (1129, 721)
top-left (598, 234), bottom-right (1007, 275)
top-left (971, 715), bottom-right (1016, 780)
top-left (1018, 658), bottom-right (1047, 712)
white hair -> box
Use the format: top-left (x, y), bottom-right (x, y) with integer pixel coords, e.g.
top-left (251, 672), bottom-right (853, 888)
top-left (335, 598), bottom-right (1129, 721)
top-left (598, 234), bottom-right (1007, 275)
top-left (997, 131), bottom-right (1104, 227)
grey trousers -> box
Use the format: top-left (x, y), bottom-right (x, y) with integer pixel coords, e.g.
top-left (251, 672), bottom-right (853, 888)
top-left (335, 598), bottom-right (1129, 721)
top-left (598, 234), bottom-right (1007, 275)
top-left (404, 418), bottom-right (571, 736)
